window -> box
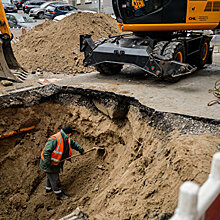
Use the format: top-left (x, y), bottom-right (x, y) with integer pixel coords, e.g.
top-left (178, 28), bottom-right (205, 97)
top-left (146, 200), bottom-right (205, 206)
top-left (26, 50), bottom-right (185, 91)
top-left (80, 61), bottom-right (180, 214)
top-left (58, 6), bottom-right (66, 10)
top-left (68, 6), bottom-right (77, 10)
top-left (2, 0), bottom-right (13, 4)
top-left (46, 6), bottom-right (55, 12)
top-left (76, 0), bottom-right (81, 5)
top-left (85, 0), bottom-right (91, 3)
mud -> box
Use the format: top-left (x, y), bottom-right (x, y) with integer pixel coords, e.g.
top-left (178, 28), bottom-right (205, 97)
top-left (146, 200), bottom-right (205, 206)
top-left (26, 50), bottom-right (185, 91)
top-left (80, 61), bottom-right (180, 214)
top-left (0, 85), bottom-right (219, 220)
top-left (12, 13), bottom-right (120, 75)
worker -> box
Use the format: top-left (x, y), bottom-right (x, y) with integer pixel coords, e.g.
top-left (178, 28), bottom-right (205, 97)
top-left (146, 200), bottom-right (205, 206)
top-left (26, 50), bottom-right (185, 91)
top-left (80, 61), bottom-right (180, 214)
top-left (40, 126), bottom-right (84, 200)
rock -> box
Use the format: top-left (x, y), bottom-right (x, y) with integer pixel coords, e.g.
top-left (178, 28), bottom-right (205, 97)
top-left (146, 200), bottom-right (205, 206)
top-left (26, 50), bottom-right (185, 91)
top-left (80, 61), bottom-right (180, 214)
top-left (160, 212), bottom-right (173, 220)
top-left (1, 80), bottom-right (13, 87)
top-left (97, 165), bottom-right (105, 170)
top-left (92, 98), bottom-right (128, 119)
top-left (59, 207), bottom-right (88, 220)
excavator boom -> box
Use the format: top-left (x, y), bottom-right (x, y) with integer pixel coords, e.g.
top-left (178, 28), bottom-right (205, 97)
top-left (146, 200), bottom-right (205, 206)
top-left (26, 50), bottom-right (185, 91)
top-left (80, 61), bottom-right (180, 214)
top-left (0, 0), bottom-right (25, 82)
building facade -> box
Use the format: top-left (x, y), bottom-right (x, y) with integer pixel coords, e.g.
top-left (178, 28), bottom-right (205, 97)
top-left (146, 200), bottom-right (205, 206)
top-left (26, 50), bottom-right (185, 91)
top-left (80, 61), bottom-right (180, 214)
top-left (71, 0), bottom-right (114, 14)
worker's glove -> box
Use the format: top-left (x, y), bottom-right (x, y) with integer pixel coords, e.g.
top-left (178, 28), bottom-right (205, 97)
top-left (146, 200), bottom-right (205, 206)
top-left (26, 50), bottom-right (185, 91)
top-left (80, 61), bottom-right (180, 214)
top-left (80, 149), bottom-right (85, 155)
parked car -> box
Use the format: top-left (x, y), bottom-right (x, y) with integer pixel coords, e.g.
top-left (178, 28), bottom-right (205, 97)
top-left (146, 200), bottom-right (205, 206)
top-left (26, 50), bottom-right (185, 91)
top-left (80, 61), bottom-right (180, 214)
top-left (13, 0), bottom-right (27, 10)
top-left (2, 0), bottom-right (17, 12)
top-left (23, 0), bottom-right (46, 14)
top-left (6, 12), bottom-right (37, 28)
top-left (44, 4), bottom-right (77, 20)
top-left (54, 9), bottom-right (96, 21)
top-left (29, 1), bottom-right (66, 19)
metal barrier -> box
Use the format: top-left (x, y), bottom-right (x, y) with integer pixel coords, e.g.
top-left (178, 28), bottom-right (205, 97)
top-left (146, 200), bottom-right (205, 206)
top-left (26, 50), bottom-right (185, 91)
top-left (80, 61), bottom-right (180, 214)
top-left (214, 30), bottom-right (220, 53)
top-left (171, 152), bottom-right (220, 220)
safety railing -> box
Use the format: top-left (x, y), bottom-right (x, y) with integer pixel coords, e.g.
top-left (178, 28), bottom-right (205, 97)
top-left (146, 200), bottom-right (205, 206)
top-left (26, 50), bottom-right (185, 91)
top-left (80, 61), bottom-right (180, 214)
top-left (171, 152), bottom-right (220, 220)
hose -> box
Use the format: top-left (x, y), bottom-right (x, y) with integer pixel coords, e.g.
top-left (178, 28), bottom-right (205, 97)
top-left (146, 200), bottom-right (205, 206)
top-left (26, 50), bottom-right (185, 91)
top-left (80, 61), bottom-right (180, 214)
top-left (208, 80), bottom-right (220, 106)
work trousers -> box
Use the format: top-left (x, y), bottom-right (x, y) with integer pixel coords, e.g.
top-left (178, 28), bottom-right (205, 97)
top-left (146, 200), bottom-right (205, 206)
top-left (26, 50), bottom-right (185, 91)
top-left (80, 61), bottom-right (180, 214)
top-left (45, 172), bottom-right (62, 196)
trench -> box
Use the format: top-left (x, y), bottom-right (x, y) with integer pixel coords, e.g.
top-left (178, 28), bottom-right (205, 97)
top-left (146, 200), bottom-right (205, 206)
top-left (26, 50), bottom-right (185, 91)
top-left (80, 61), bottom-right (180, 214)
top-left (0, 84), bottom-right (219, 220)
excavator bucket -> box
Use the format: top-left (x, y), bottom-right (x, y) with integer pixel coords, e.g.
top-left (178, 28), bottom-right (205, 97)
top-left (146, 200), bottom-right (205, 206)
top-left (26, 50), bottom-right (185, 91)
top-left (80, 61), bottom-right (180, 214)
top-left (0, 39), bottom-right (26, 82)
top-left (0, 0), bottom-right (26, 82)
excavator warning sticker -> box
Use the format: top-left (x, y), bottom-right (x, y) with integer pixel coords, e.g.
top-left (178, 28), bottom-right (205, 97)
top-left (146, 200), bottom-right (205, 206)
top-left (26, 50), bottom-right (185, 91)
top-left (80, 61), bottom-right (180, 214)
top-left (132, 0), bottom-right (145, 10)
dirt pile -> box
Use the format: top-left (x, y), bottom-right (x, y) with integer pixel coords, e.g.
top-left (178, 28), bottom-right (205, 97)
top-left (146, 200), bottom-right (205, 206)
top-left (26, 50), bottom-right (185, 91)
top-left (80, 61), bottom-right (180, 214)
top-left (0, 86), bottom-right (219, 219)
top-left (12, 13), bottom-right (120, 75)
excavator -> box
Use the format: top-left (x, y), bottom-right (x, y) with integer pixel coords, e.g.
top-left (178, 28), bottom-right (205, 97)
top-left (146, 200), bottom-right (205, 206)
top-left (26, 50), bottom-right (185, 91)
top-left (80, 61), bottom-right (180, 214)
top-left (0, 0), bottom-right (26, 82)
top-left (80, 0), bottom-right (220, 81)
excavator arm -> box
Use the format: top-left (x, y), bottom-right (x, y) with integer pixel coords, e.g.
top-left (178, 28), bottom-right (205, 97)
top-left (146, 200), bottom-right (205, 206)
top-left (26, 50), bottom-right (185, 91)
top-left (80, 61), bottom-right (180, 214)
top-left (0, 0), bottom-right (24, 82)
top-left (0, 1), bottom-right (12, 37)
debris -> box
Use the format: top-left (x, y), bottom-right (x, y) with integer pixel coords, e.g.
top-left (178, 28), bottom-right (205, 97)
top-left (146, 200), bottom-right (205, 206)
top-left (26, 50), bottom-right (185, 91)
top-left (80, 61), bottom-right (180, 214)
top-left (92, 98), bottom-right (128, 119)
top-left (1, 80), bottom-right (13, 86)
top-left (59, 207), bottom-right (88, 220)
top-left (208, 79), bottom-right (220, 106)
top-left (97, 165), bottom-right (105, 170)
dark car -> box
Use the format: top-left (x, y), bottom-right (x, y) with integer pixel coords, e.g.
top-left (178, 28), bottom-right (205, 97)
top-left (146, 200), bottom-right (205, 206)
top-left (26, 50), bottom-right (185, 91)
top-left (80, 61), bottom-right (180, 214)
top-left (13, 0), bottom-right (27, 10)
top-left (44, 4), bottom-right (77, 20)
top-left (29, 1), bottom-right (66, 19)
top-left (2, 0), bottom-right (17, 12)
top-left (23, 0), bottom-right (46, 14)
top-left (6, 13), bottom-right (37, 28)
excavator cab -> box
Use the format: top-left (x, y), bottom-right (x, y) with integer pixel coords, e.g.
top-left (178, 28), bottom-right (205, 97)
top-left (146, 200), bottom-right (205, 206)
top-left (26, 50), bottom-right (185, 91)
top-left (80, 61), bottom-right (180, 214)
top-left (0, 0), bottom-right (25, 82)
top-left (114, 0), bottom-right (220, 31)
top-left (113, 0), bottom-right (187, 25)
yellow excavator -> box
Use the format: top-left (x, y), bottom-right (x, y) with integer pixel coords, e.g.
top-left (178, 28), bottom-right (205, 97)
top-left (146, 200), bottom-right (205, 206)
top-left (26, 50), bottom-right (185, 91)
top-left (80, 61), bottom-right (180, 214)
top-left (0, 0), bottom-right (25, 82)
top-left (80, 0), bottom-right (220, 81)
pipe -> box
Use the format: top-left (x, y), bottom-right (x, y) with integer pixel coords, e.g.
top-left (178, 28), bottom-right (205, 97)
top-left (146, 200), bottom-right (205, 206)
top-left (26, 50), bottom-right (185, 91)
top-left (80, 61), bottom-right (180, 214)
top-left (0, 126), bottom-right (35, 140)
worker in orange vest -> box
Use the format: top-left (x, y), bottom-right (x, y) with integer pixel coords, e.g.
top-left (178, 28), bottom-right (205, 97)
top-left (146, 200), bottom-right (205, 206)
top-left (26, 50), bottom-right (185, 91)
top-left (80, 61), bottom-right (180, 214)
top-left (40, 126), bottom-right (84, 200)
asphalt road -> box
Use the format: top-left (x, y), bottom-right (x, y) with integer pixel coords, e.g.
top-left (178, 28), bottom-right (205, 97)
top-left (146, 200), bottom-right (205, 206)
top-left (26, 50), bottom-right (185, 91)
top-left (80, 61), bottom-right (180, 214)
top-left (7, 11), bottom-right (220, 120)
top-left (56, 61), bottom-right (220, 120)
top-left (4, 56), bottom-right (218, 120)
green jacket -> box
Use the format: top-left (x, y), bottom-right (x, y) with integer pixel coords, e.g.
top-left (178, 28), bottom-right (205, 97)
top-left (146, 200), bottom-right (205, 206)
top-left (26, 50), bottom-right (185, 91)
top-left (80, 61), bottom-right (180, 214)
top-left (40, 129), bottom-right (84, 173)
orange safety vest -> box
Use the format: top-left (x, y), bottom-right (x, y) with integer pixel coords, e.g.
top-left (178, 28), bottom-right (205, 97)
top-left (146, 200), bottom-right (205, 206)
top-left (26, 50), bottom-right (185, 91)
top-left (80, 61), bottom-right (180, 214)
top-left (41, 132), bottom-right (72, 165)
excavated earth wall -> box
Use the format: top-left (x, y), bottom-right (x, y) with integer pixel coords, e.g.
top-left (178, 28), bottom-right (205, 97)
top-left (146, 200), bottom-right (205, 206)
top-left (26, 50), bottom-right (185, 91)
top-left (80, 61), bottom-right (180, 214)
top-left (0, 85), bottom-right (220, 220)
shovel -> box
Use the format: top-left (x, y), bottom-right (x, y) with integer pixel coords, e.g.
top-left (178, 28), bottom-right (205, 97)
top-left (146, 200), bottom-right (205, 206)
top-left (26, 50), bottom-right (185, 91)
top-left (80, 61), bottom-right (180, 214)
top-left (60, 147), bottom-right (105, 162)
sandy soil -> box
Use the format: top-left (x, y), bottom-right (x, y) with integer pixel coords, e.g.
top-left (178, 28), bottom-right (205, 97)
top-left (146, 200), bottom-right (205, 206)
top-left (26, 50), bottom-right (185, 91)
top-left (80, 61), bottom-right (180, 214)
top-left (0, 87), bottom-right (219, 220)
top-left (12, 12), bottom-right (120, 75)
top-left (1, 10), bottom-right (219, 220)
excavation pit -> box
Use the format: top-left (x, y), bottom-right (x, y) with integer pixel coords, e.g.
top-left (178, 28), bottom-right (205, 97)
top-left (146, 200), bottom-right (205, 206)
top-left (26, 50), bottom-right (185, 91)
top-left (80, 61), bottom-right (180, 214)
top-left (0, 84), bottom-right (219, 220)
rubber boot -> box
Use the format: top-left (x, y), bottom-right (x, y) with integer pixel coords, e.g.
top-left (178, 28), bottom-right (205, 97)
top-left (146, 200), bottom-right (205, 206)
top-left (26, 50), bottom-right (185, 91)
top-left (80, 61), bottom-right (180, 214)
top-left (56, 192), bottom-right (69, 200)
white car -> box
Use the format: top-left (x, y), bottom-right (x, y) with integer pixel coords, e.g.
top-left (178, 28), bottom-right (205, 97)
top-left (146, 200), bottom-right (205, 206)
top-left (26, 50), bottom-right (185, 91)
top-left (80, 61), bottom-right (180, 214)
top-left (54, 9), bottom-right (96, 21)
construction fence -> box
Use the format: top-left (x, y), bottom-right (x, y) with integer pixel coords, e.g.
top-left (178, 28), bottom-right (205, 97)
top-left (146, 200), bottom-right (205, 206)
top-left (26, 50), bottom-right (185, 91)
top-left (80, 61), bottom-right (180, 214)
top-left (171, 152), bottom-right (220, 220)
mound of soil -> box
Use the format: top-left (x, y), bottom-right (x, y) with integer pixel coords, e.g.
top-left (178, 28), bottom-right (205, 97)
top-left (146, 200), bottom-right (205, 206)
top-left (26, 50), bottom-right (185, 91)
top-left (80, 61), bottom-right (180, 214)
top-left (12, 12), bottom-right (120, 75)
top-left (0, 86), bottom-right (219, 219)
